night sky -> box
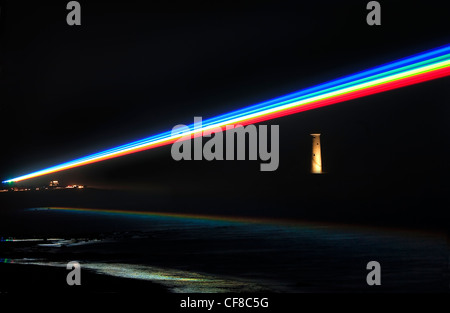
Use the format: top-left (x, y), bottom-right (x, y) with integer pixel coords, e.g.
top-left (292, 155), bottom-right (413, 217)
top-left (1, 1), bottom-right (449, 227)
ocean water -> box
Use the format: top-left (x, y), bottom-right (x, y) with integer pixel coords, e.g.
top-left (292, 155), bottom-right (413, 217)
top-left (1, 207), bottom-right (449, 292)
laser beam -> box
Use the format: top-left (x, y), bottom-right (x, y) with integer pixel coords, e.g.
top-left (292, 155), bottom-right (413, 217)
top-left (4, 45), bottom-right (450, 183)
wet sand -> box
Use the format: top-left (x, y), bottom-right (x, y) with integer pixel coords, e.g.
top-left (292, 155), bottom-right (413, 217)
top-left (0, 262), bottom-right (168, 294)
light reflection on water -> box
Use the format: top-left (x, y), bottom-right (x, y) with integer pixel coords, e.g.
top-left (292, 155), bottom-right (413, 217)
top-left (11, 259), bottom-right (272, 293)
top-left (3, 207), bottom-right (448, 292)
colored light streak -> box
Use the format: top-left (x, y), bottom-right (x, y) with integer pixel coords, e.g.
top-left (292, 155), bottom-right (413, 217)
top-left (3, 45), bottom-right (450, 183)
top-left (45, 207), bottom-right (297, 226)
top-left (38, 207), bottom-right (442, 238)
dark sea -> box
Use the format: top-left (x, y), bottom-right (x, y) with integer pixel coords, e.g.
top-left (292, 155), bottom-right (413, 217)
top-left (1, 204), bottom-right (448, 293)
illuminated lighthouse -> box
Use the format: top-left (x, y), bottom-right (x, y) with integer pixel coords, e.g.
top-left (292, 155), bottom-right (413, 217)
top-left (310, 133), bottom-right (322, 174)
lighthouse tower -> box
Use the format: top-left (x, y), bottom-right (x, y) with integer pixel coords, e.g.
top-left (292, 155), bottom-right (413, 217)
top-left (310, 133), bottom-right (322, 174)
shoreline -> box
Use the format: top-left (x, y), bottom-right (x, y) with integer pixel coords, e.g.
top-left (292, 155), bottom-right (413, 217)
top-left (0, 262), bottom-right (169, 294)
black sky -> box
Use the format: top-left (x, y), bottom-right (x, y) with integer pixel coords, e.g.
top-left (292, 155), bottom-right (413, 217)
top-left (1, 0), bottom-right (449, 227)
